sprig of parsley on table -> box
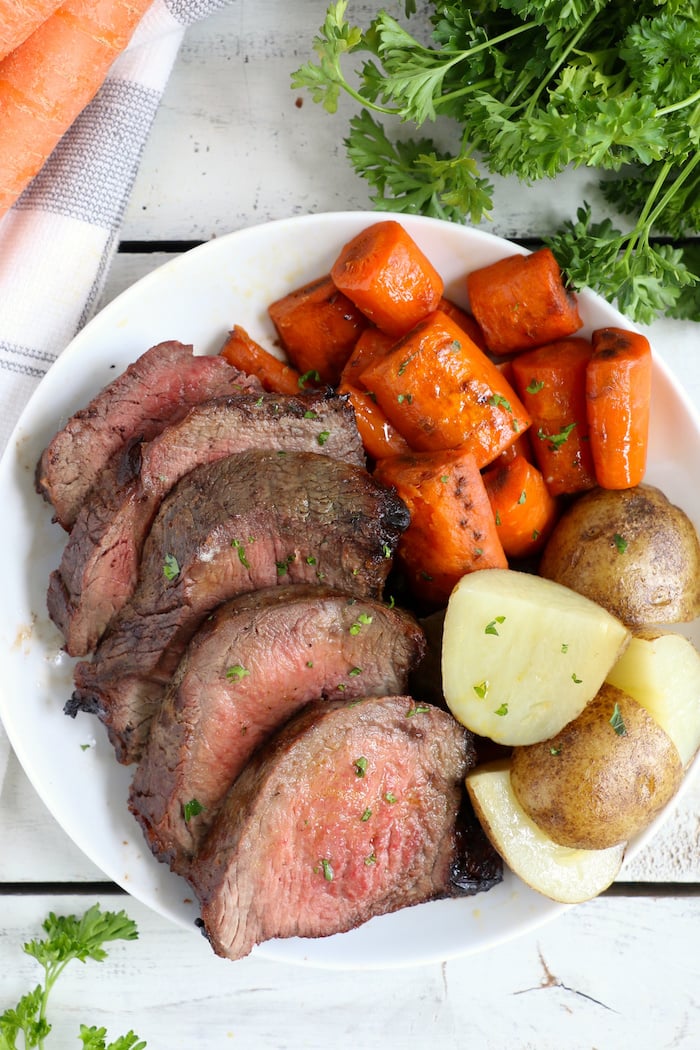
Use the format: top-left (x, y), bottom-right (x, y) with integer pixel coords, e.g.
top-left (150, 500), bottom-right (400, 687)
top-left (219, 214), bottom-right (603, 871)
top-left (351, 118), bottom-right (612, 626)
top-left (292, 0), bottom-right (700, 323)
top-left (0, 905), bottom-right (145, 1050)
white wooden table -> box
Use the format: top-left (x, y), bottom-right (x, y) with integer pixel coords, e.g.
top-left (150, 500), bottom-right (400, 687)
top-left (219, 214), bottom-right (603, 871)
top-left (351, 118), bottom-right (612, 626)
top-left (1, 4), bottom-right (699, 1047)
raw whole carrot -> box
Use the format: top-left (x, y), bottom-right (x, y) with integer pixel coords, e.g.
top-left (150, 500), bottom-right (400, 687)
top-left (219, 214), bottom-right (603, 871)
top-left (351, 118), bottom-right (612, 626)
top-left (482, 453), bottom-right (559, 560)
top-left (0, 1), bottom-right (63, 61)
top-left (219, 325), bottom-right (318, 395)
top-left (340, 327), bottom-right (395, 387)
top-left (511, 337), bottom-right (597, 496)
top-left (466, 248), bottom-right (583, 356)
top-left (374, 449), bottom-right (507, 607)
top-left (0, 0), bottom-right (153, 217)
top-left (585, 327), bottom-right (652, 489)
top-left (337, 380), bottom-right (411, 461)
top-left (267, 274), bottom-right (369, 386)
top-left (439, 297), bottom-right (488, 351)
top-left (359, 308), bottom-right (530, 466)
top-left (331, 220), bottom-right (444, 338)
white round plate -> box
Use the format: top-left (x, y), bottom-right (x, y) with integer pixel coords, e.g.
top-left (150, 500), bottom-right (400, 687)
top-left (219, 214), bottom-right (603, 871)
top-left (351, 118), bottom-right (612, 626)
top-left (0, 212), bottom-right (698, 969)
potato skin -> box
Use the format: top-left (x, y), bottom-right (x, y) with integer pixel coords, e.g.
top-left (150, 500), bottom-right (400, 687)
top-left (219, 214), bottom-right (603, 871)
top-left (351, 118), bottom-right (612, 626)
top-left (539, 484), bottom-right (700, 628)
top-left (510, 684), bottom-right (683, 850)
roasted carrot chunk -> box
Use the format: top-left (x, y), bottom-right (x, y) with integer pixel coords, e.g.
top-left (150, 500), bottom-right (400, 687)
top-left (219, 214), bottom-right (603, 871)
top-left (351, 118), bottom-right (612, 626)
top-left (467, 248), bottom-right (582, 356)
top-left (219, 325), bottom-right (318, 395)
top-left (340, 327), bottom-right (395, 387)
top-left (337, 381), bottom-right (411, 461)
top-left (268, 274), bottom-right (369, 386)
top-left (482, 454), bottom-right (559, 560)
top-left (586, 327), bottom-right (652, 490)
top-left (359, 309), bottom-right (530, 466)
top-left (511, 337), bottom-right (597, 496)
top-left (374, 449), bottom-right (507, 607)
top-left (439, 297), bottom-right (488, 350)
top-left (331, 220), bottom-right (444, 338)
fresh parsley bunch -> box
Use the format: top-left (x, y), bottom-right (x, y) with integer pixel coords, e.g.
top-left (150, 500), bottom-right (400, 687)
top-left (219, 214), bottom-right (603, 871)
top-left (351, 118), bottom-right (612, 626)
top-left (293, 0), bottom-right (700, 323)
top-left (0, 904), bottom-right (145, 1050)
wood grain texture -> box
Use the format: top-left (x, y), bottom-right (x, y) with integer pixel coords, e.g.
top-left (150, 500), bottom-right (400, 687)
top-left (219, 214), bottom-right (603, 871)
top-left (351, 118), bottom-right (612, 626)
top-left (1, 892), bottom-right (699, 1049)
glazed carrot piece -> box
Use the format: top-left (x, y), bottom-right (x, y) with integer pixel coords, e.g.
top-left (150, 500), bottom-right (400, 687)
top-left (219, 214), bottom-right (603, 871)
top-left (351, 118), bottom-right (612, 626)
top-left (340, 327), bottom-right (395, 387)
top-left (482, 453), bottom-right (559, 560)
top-left (585, 327), bottom-right (652, 490)
top-left (331, 220), bottom-right (444, 338)
top-left (337, 380), bottom-right (411, 461)
top-left (511, 337), bottom-right (597, 496)
top-left (0, 1), bottom-right (63, 61)
top-left (466, 248), bottom-right (583, 356)
top-left (219, 325), bottom-right (319, 395)
top-left (374, 449), bottom-right (507, 607)
top-left (268, 274), bottom-right (369, 386)
top-left (0, 0), bottom-right (153, 217)
top-left (359, 309), bottom-right (530, 466)
top-left (439, 297), bottom-right (488, 351)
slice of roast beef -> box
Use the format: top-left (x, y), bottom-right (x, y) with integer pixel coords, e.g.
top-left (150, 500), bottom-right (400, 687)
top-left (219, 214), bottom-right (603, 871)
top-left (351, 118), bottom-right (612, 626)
top-left (129, 585), bottom-right (426, 875)
top-left (69, 450), bottom-right (409, 764)
top-left (48, 391), bottom-right (365, 656)
top-left (188, 695), bottom-right (478, 961)
top-left (36, 340), bottom-right (261, 530)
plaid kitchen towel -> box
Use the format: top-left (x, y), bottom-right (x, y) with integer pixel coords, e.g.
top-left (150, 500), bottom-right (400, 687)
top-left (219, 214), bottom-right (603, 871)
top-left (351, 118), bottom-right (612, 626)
top-left (0, 0), bottom-right (234, 789)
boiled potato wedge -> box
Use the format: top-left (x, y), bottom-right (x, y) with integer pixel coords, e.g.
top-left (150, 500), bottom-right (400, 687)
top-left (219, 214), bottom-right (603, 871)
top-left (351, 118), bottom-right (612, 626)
top-left (510, 683), bottom-right (684, 850)
top-left (606, 631), bottom-right (700, 769)
top-left (441, 568), bottom-right (630, 745)
top-left (466, 760), bottom-right (625, 904)
top-left (539, 484), bottom-right (700, 628)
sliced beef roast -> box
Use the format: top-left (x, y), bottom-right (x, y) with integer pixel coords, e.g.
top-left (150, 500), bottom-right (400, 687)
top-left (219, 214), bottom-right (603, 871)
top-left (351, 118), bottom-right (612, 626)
top-left (48, 391), bottom-right (365, 656)
top-left (69, 450), bottom-right (409, 764)
top-left (188, 695), bottom-right (477, 961)
top-left (36, 341), bottom-right (261, 530)
top-left (129, 585), bottom-right (426, 875)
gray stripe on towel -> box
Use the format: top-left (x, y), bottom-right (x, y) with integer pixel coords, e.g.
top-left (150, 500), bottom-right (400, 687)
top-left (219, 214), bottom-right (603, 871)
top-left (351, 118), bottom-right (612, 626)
top-left (14, 80), bottom-right (162, 229)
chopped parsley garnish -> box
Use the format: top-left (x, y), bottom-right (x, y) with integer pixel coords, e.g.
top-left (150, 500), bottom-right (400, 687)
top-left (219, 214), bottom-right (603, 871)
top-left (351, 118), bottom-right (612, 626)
top-left (526, 379), bottom-right (545, 394)
top-left (183, 798), bottom-right (204, 822)
top-left (303, 409), bottom-right (318, 419)
top-left (348, 666), bottom-right (362, 676)
top-left (613, 533), bottom-right (628, 554)
top-left (494, 702), bottom-right (509, 717)
top-left (571, 672), bottom-right (583, 684)
top-left (561, 643), bottom-right (569, 653)
top-left (319, 858), bottom-right (334, 881)
top-left (226, 664), bottom-right (250, 682)
top-left (610, 702), bottom-right (628, 736)
top-left (231, 538), bottom-right (250, 568)
top-left (406, 704), bottom-right (430, 717)
top-left (538, 422), bottom-right (577, 449)
top-left (550, 746), bottom-right (562, 756)
top-left (354, 756), bottom-right (368, 776)
top-left (276, 554), bottom-right (295, 576)
top-left (473, 680), bottom-right (489, 699)
top-left (317, 429), bottom-right (331, 446)
top-left (397, 392), bottom-right (413, 404)
top-left (349, 612), bottom-right (373, 635)
top-left (162, 553), bottom-right (180, 581)
top-left (360, 808), bottom-right (372, 822)
top-left (518, 490), bottom-right (527, 505)
top-left (384, 792), bottom-right (397, 804)
top-left (298, 369), bottom-right (321, 389)
top-left (485, 615), bottom-right (505, 636)
top-left (364, 852), bottom-right (377, 865)
top-left (488, 393), bottom-right (512, 412)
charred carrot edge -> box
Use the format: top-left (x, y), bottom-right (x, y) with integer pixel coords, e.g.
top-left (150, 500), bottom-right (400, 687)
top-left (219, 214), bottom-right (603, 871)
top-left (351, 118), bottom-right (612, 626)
top-left (219, 325), bottom-right (316, 396)
top-left (337, 380), bottom-right (410, 461)
top-left (267, 273), bottom-right (369, 386)
top-left (466, 248), bottom-right (583, 356)
top-left (511, 337), bottom-right (597, 497)
top-left (359, 309), bottom-right (530, 466)
top-left (482, 453), bottom-right (559, 560)
top-left (331, 220), bottom-right (444, 339)
top-left (374, 449), bottom-right (507, 608)
top-left (585, 327), bottom-right (652, 490)
top-left (0, 0), bottom-right (152, 218)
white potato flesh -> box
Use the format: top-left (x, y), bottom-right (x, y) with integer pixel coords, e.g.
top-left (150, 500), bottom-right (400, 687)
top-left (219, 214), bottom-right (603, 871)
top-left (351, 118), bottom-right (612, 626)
top-left (466, 761), bottom-right (626, 904)
top-left (442, 569), bottom-right (630, 745)
top-left (606, 633), bottom-right (700, 768)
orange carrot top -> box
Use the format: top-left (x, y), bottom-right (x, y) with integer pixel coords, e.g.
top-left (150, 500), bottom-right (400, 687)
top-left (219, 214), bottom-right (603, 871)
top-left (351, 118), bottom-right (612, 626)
top-left (331, 220), bottom-right (444, 338)
top-left (586, 327), bottom-right (652, 489)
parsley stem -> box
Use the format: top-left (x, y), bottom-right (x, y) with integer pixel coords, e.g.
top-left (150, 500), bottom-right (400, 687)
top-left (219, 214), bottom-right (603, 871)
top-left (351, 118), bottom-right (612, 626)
top-left (656, 88), bottom-right (700, 118)
top-left (519, 11), bottom-right (598, 117)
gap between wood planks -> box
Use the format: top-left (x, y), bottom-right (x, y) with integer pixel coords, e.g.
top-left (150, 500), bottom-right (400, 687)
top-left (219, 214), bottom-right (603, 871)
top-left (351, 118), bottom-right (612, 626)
top-left (1, 881), bottom-right (699, 896)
